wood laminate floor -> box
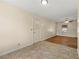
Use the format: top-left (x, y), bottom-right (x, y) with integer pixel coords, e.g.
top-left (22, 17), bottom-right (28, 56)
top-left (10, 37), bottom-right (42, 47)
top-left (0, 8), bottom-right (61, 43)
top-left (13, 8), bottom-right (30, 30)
top-left (46, 36), bottom-right (77, 48)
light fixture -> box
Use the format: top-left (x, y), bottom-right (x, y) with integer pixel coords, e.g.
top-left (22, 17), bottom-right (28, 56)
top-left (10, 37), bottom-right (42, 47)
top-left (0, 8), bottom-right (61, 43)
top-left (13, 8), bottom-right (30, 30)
top-left (64, 20), bottom-right (69, 23)
top-left (41, 0), bottom-right (48, 5)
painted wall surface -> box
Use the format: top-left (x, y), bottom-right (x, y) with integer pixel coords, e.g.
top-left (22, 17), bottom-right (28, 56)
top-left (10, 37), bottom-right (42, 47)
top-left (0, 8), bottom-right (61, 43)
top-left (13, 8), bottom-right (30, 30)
top-left (0, 2), bottom-right (34, 55)
top-left (56, 21), bottom-right (77, 37)
top-left (78, 20), bottom-right (79, 57)
top-left (77, 19), bottom-right (79, 56)
top-left (0, 3), bottom-right (56, 56)
top-left (77, 0), bottom-right (79, 57)
top-left (78, 33), bottom-right (79, 57)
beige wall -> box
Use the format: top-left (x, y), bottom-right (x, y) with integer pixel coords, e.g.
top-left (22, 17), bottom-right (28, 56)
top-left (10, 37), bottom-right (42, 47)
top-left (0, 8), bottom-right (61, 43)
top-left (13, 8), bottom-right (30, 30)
top-left (78, 20), bottom-right (79, 56)
top-left (77, 0), bottom-right (79, 56)
top-left (78, 33), bottom-right (79, 56)
top-left (77, 19), bottom-right (79, 56)
top-left (56, 21), bottom-right (77, 37)
top-left (0, 2), bottom-right (56, 56)
top-left (0, 2), bottom-right (34, 55)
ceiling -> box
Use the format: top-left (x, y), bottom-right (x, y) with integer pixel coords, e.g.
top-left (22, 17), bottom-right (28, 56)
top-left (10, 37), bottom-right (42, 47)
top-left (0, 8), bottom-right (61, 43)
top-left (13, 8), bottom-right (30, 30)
top-left (0, 0), bottom-right (77, 22)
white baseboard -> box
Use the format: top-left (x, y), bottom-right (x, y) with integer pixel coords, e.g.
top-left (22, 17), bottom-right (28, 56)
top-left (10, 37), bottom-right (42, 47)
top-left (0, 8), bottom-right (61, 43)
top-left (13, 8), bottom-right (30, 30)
top-left (56, 35), bottom-right (77, 37)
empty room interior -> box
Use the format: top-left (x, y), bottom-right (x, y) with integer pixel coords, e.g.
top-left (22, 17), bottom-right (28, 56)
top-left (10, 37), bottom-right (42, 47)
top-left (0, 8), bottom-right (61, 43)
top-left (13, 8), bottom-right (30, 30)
top-left (0, 0), bottom-right (79, 59)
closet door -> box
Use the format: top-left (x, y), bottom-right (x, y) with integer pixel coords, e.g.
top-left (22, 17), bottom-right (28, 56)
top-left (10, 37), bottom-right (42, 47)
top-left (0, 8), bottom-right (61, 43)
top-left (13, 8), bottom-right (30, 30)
top-left (39, 19), bottom-right (47, 41)
top-left (33, 16), bottom-right (56, 43)
top-left (33, 16), bottom-right (41, 43)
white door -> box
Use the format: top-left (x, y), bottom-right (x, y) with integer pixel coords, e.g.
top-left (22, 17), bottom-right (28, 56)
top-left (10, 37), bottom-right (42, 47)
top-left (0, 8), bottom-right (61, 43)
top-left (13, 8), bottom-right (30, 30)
top-left (33, 16), bottom-right (41, 43)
